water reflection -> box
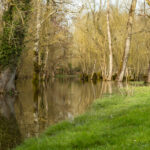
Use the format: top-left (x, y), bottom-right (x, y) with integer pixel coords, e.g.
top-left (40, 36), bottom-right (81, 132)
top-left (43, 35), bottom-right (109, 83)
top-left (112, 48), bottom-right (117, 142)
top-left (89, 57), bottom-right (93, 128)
top-left (0, 79), bottom-right (128, 149)
top-left (0, 95), bottom-right (22, 150)
top-left (15, 79), bottom-right (121, 140)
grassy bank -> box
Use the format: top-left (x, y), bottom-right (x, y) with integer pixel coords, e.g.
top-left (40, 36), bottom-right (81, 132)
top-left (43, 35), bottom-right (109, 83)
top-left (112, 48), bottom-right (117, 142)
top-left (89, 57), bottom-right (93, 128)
top-left (15, 86), bottom-right (150, 150)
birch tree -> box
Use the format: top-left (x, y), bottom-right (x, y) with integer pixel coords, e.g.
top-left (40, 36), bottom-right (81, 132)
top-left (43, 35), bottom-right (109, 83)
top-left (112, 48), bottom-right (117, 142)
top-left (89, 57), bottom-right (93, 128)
top-left (116, 0), bottom-right (137, 82)
top-left (106, 0), bottom-right (113, 81)
top-left (33, 0), bottom-right (41, 83)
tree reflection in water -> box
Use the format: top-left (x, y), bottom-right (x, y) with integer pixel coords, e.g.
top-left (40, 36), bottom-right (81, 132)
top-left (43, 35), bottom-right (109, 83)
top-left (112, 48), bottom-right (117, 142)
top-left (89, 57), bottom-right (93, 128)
top-left (0, 79), bottom-right (126, 149)
top-left (15, 79), bottom-right (122, 140)
top-left (0, 95), bottom-right (22, 150)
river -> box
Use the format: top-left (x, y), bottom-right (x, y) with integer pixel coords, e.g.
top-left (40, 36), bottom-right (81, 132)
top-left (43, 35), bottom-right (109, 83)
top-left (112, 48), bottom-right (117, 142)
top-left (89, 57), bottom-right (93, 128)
top-left (0, 78), bottom-right (136, 150)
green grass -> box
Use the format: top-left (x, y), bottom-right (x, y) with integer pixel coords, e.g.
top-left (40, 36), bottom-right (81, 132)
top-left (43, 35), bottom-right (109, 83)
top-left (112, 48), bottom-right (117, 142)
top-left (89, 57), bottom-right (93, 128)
top-left (15, 86), bottom-right (150, 150)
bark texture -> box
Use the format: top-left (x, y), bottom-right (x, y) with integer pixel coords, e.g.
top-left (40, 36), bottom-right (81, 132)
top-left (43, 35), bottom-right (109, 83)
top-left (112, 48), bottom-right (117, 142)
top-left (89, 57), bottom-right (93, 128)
top-left (106, 0), bottom-right (113, 81)
top-left (33, 0), bottom-right (41, 75)
top-left (116, 0), bottom-right (137, 82)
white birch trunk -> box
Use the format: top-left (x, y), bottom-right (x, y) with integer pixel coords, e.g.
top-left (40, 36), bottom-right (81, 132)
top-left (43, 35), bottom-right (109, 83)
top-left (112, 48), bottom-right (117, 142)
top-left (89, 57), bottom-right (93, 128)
top-left (116, 0), bottom-right (137, 82)
top-left (43, 48), bottom-right (49, 80)
top-left (91, 60), bottom-right (96, 80)
top-left (106, 0), bottom-right (113, 81)
top-left (33, 0), bottom-right (41, 77)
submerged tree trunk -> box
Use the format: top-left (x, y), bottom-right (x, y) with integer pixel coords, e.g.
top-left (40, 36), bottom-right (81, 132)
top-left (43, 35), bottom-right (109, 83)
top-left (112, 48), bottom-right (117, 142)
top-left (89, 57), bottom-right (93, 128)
top-left (106, 0), bottom-right (113, 81)
top-left (116, 0), bottom-right (137, 82)
top-left (146, 61), bottom-right (150, 83)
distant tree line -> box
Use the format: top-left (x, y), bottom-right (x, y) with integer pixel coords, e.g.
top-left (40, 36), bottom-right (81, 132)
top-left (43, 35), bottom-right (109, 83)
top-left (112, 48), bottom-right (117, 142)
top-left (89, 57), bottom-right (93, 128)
top-left (0, 0), bottom-right (150, 93)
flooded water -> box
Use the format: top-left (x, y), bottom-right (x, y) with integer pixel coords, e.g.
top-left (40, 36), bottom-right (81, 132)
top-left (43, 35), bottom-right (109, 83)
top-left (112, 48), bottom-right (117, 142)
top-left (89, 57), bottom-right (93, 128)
top-left (0, 79), bottom-right (128, 150)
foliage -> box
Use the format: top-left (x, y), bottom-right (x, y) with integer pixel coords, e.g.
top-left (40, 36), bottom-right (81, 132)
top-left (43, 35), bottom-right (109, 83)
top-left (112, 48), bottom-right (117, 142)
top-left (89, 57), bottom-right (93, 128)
top-left (146, 0), bottom-right (150, 6)
top-left (0, 0), bottom-right (150, 80)
top-left (17, 0), bottom-right (73, 78)
top-left (0, 0), bottom-right (30, 69)
top-left (73, 5), bottom-right (150, 80)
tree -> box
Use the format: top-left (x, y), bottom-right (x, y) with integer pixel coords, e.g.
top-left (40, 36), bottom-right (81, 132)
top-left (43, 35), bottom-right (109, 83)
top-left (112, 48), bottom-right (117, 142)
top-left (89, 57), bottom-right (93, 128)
top-left (33, 0), bottom-right (41, 84)
top-left (146, 0), bottom-right (150, 6)
top-left (106, 0), bottom-right (113, 81)
top-left (0, 0), bottom-right (31, 93)
top-left (116, 0), bottom-right (137, 82)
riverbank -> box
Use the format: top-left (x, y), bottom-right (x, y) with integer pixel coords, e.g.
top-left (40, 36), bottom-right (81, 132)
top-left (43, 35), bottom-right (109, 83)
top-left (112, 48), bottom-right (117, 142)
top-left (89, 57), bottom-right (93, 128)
top-left (15, 86), bottom-right (150, 150)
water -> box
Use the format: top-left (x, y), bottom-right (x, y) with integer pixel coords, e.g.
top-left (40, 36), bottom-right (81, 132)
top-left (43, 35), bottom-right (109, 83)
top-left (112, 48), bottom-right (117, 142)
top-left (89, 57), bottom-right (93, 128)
top-left (0, 79), bottom-right (127, 150)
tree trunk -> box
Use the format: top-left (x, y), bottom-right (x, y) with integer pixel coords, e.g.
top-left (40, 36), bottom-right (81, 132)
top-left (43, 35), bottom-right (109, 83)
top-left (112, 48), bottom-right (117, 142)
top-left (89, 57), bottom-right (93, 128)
top-left (33, 0), bottom-right (41, 82)
top-left (91, 60), bottom-right (96, 80)
top-left (0, 1), bottom-right (30, 93)
top-left (146, 61), bottom-right (150, 83)
top-left (106, 0), bottom-right (113, 81)
top-left (42, 2), bottom-right (50, 80)
top-left (116, 0), bottom-right (137, 82)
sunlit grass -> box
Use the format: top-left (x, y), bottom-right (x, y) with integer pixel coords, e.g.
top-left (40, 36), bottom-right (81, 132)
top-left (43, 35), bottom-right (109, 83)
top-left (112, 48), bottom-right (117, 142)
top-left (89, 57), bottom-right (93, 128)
top-left (15, 86), bottom-right (150, 150)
